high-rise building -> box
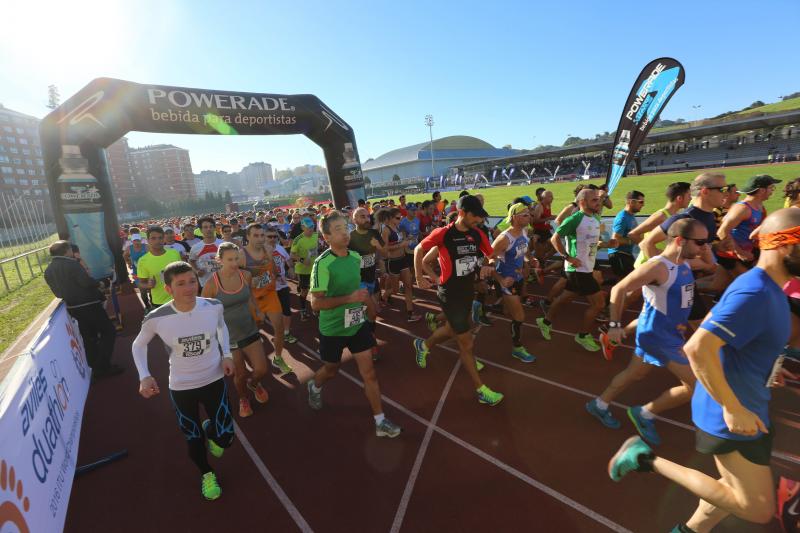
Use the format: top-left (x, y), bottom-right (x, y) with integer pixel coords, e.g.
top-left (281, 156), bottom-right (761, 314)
top-left (196, 170), bottom-right (239, 196)
top-left (104, 137), bottom-right (138, 214)
top-left (239, 162), bottom-right (273, 197)
top-left (0, 104), bottom-right (49, 205)
top-left (129, 144), bottom-right (195, 204)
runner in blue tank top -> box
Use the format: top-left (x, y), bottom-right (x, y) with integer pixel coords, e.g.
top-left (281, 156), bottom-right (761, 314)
top-left (489, 203), bottom-right (535, 363)
top-left (608, 208), bottom-right (800, 533)
top-left (587, 219), bottom-right (708, 447)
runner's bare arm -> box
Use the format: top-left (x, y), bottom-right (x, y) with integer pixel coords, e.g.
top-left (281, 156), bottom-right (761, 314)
top-left (641, 225), bottom-right (667, 259)
top-left (607, 261), bottom-right (666, 341)
top-left (717, 204), bottom-right (752, 258)
top-left (627, 211), bottom-right (667, 243)
top-left (201, 279), bottom-right (216, 299)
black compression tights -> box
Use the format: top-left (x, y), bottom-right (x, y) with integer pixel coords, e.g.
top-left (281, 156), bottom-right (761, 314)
top-left (511, 320), bottom-right (522, 347)
top-left (169, 378), bottom-right (235, 474)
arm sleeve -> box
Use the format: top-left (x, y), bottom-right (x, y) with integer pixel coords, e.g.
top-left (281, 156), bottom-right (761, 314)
top-left (419, 226), bottom-right (446, 252)
top-left (73, 261), bottom-right (98, 289)
top-left (216, 304), bottom-right (232, 358)
top-left (700, 289), bottom-right (761, 349)
top-left (310, 258), bottom-right (329, 293)
top-left (131, 318), bottom-right (157, 380)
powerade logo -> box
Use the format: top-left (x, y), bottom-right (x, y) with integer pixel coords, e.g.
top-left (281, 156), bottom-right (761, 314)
top-left (60, 185), bottom-right (101, 202)
top-left (625, 64), bottom-right (681, 130)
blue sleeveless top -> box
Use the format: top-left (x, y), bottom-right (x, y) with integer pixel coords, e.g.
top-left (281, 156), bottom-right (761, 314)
top-left (496, 229), bottom-right (529, 281)
top-left (635, 256), bottom-right (694, 355)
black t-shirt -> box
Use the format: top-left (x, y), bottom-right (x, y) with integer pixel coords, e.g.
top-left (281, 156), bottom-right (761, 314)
top-left (418, 222), bottom-right (493, 293)
top-left (289, 223), bottom-right (303, 240)
top-left (660, 205), bottom-right (717, 242)
top-left (348, 229), bottom-right (384, 283)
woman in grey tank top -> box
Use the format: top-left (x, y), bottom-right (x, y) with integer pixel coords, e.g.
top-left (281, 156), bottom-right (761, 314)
top-left (201, 242), bottom-right (269, 417)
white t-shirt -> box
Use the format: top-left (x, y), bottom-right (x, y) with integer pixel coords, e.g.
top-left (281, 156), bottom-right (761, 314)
top-left (273, 244), bottom-right (290, 290)
top-left (132, 297), bottom-right (232, 391)
top-left (188, 239), bottom-right (223, 287)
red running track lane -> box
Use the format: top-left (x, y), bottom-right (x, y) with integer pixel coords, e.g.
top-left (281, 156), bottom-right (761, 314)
top-left (64, 279), bottom-right (798, 532)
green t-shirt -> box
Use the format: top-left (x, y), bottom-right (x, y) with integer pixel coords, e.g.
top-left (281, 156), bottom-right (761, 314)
top-left (136, 248), bottom-right (182, 304)
top-left (290, 233), bottom-right (319, 275)
top-left (556, 210), bottom-right (601, 273)
top-left (310, 249), bottom-right (364, 337)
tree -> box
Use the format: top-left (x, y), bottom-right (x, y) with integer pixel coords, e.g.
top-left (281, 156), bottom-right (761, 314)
top-left (224, 189), bottom-right (232, 203)
top-left (264, 189), bottom-right (271, 197)
top-left (363, 176), bottom-right (371, 187)
top-left (392, 174), bottom-right (401, 184)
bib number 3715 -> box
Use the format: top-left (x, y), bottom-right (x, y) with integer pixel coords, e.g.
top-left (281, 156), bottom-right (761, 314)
top-left (344, 305), bottom-right (366, 328)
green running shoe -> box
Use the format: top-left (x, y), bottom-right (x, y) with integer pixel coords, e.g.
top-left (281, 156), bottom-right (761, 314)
top-left (201, 419), bottom-right (225, 458)
top-left (425, 312), bottom-right (438, 332)
top-left (414, 338), bottom-right (429, 368)
top-left (307, 381), bottom-right (322, 410)
top-left (476, 384), bottom-right (504, 406)
top-left (475, 359), bottom-right (485, 372)
top-left (284, 333), bottom-right (298, 344)
top-left (536, 317), bottom-right (552, 340)
top-left (511, 346), bottom-right (536, 363)
top-left (608, 436), bottom-right (654, 482)
top-left (201, 471), bottom-right (221, 500)
top-left (272, 356), bottom-right (294, 375)
top-left (575, 333), bottom-right (601, 352)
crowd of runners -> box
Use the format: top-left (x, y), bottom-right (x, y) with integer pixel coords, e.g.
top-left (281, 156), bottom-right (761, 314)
top-left (115, 172), bottom-right (800, 532)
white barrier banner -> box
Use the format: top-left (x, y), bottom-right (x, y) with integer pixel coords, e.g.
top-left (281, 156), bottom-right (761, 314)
top-left (0, 303), bottom-right (90, 533)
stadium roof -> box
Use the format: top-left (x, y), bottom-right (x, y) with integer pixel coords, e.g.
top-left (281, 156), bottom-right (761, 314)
top-left (460, 109), bottom-right (800, 169)
top-left (362, 135), bottom-right (501, 170)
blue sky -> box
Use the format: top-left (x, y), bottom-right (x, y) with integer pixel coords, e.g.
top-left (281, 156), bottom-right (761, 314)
top-left (2, 0), bottom-right (798, 174)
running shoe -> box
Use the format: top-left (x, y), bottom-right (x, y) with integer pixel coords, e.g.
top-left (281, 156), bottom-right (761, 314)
top-left (536, 317), bottom-right (552, 340)
top-left (284, 332), bottom-right (298, 344)
top-left (407, 312), bottom-right (422, 323)
top-left (413, 338), bottom-right (429, 369)
top-left (300, 309), bottom-right (309, 322)
top-left (375, 418), bottom-right (402, 438)
top-left (627, 406), bottom-right (662, 446)
top-left (201, 471), bottom-right (222, 500)
top-left (201, 419), bottom-right (225, 458)
top-left (595, 309), bottom-right (609, 323)
top-left (477, 314), bottom-right (493, 327)
top-left (537, 298), bottom-right (549, 316)
top-left (425, 312), bottom-right (438, 332)
top-left (307, 381), bottom-right (322, 410)
top-left (476, 384), bottom-right (504, 406)
top-left (246, 380), bottom-right (269, 404)
top-left (599, 331), bottom-right (618, 361)
top-left (272, 356), bottom-right (294, 376)
top-left (511, 346), bottom-right (536, 363)
top-left (585, 400), bottom-right (621, 429)
top-left (522, 296), bottom-right (537, 308)
top-left (475, 359), bottom-right (485, 372)
top-left (239, 398), bottom-right (253, 417)
top-left (575, 333), bottom-right (601, 352)
top-left (471, 300), bottom-right (482, 325)
top-left (608, 436), bottom-right (654, 482)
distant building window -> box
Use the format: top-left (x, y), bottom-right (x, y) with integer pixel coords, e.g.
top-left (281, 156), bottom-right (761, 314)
top-left (9, 147), bottom-right (18, 154)
top-left (31, 179), bottom-right (39, 185)
top-left (3, 177), bottom-right (15, 184)
top-left (12, 158), bottom-right (21, 164)
top-left (34, 189), bottom-right (42, 195)
top-left (25, 159), bottom-right (32, 165)
top-left (6, 136), bottom-right (15, 143)
top-left (2, 126), bottom-right (11, 133)
top-left (15, 128), bottom-right (24, 134)
top-left (27, 170), bottom-right (36, 176)
top-left (34, 148), bottom-right (41, 156)
top-left (22, 149), bottom-right (30, 155)
top-left (1, 167), bottom-right (12, 174)
top-left (19, 179), bottom-right (28, 185)
top-left (16, 168), bottom-right (26, 175)
top-left (18, 138), bottom-right (27, 145)
top-left (0, 156), bottom-right (7, 163)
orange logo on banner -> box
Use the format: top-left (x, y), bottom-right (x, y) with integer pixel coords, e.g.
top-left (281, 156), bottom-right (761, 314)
top-left (0, 459), bottom-right (31, 533)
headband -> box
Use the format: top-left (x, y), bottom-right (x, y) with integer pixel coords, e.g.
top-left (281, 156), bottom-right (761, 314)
top-left (758, 225), bottom-right (800, 250)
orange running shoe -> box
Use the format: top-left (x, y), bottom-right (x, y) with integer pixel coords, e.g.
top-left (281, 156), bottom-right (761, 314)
top-left (247, 380), bottom-right (269, 404)
top-left (599, 331), bottom-right (618, 361)
top-left (239, 398), bottom-right (254, 417)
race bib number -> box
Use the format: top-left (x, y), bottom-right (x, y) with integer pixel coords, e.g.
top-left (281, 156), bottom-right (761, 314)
top-left (361, 253), bottom-right (376, 268)
top-left (344, 305), bottom-right (366, 328)
top-left (178, 334), bottom-right (210, 357)
top-left (587, 243), bottom-right (598, 260)
top-left (253, 271), bottom-right (272, 288)
top-left (681, 283), bottom-right (695, 309)
top-left (766, 355), bottom-right (785, 388)
top-left (455, 256), bottom-right (477, 277)
top-left (307, 250), bottom-right (318, 263)
top-left (407, 236), bottom-right (418, 248)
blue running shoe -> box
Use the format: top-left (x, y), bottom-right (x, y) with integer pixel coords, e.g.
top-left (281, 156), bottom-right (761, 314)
top-left (471, 300), bottom-right (482, 325)
top-left (414, 338), bottom-right (429, 368)
top-left (627, 406), bottom-right (662, 446)
top-left (511, 346), bottom-right (536, 363)
top-left (608, 436), bottom-right (654, 482)
top-left (585, 400), bottom-right (621, 429)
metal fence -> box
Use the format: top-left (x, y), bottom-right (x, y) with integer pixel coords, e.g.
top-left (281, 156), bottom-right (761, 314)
top-left (0, 193), bottom-right (56, 296)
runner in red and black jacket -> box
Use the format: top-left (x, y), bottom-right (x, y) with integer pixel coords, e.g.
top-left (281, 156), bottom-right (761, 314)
top-left (412, 195), bottom-right (505, 406)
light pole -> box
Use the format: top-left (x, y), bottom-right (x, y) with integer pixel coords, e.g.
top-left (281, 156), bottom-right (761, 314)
top-left (425, 114), bottom-right (435, 181)
top-left (692, 104), bottom-right (702, 122)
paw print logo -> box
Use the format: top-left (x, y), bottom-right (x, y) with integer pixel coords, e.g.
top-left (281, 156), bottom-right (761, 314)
top-left (0, 459), bottom-right (31, 533)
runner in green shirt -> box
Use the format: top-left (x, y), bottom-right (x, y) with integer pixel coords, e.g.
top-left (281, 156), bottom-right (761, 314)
top-left (290, 219), bottom-right (319, 320)
top-left (137, 226), bottom-right (182, 307)
top-left (306, 210), bottom-right (401, 438)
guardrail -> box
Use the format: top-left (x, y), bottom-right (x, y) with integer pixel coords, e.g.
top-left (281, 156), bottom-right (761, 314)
top-left (0, 245), bottom-right (50, 295)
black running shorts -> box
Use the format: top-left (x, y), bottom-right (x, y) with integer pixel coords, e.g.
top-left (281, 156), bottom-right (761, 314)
top-left (319, 322), bottom-right (376, 363)
top-left (438, 287), bottom-right (472, 334)
top-left (695, 427), bottom-right (774, 466)
top-left (565, 271), bottom-right (600, 296)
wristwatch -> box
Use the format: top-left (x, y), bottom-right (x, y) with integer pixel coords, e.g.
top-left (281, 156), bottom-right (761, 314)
top-left (608, 321), bottom-right (622, 328)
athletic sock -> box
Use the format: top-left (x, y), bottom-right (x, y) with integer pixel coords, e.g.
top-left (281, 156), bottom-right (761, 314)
top-left (374, 413), bottom-right (385, 425)
top-left (284, 329), bottom-right (289, 335)
top-left (639, 406), bottom-right (655, 420)
top-left (671, 523), bottom-right (697, 533)
top-left (637, 451), bottom-right (656, 472)
top-left (310, 382), bottom-right (322, 393)
top-left (511, 320), bottom-right (522, 347)
top-left (595, 398), bottom-right (609, 410)
top-left (579, 332), bottom-right (589, 337)
top-left (543, 318), bottom-right (552, 326)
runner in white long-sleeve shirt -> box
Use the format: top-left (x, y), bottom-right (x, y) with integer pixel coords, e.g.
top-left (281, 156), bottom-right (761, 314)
top-left (131, 261), bottom-right (235, 501)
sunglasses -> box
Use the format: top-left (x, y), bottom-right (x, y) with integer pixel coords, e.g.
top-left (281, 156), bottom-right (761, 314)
top-left (686, 238), bottom-right (709, 246)
top-left (705, 186), bottom-right (730, 193)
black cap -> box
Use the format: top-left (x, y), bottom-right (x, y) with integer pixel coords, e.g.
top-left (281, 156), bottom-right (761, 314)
top-left (457, 195), bottom-right (489, 218)
top-left (738, 174), bottom-right (781, 194)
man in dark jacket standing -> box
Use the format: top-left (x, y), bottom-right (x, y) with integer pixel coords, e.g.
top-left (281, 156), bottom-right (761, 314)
top-left (44, 240), bottom-right (122, 380)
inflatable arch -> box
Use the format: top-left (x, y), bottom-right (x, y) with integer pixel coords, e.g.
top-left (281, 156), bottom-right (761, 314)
top-left (40, 78), bottom-right (366, 280)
